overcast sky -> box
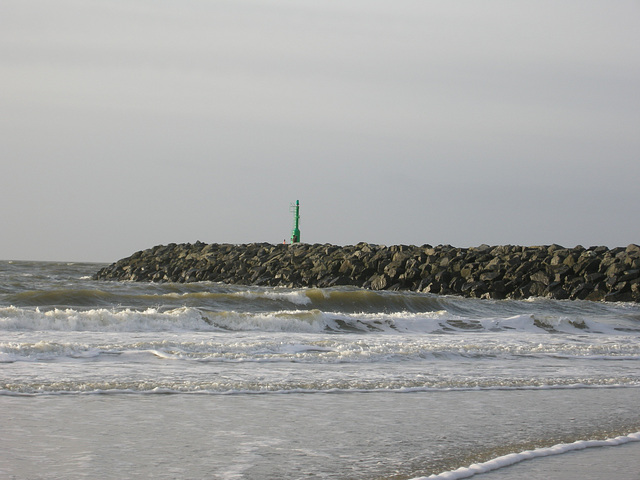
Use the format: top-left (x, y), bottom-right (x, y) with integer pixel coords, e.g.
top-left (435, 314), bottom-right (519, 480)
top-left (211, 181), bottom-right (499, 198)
top-left (2, 0), bottom-right (639, 262)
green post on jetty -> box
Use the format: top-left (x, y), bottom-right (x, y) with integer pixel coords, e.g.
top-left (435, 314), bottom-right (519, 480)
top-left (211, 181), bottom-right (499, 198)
top-left (290, 200), bottom-right (300, 243)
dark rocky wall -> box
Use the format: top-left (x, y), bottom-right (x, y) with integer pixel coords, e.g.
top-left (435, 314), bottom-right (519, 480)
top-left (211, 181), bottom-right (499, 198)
top-left (94, 242), bottom-right (640, 302)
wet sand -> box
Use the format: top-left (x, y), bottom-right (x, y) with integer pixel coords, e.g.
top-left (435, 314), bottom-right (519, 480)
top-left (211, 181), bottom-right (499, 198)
top-left (473, 440), bottom-right (640, 480)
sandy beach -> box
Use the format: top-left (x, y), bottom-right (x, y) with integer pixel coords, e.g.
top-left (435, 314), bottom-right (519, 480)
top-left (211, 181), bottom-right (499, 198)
top-left (473, 440), bottom-right (640, 480)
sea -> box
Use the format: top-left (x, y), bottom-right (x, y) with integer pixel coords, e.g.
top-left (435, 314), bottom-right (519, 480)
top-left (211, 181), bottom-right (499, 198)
top-left (1, 260), bottom-right (639, 480)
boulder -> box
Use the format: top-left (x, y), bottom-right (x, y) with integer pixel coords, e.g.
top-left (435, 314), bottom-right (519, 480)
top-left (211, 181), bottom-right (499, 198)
top-left (93, 242), bottom-right (640, 303)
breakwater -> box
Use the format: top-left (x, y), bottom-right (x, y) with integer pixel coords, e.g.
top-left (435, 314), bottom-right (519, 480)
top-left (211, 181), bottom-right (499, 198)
top-left (94, 242), bottom-right (640, 302)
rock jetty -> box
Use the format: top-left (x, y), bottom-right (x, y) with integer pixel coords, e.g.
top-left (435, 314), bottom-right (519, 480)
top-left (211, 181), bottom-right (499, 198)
top-left (94, 242), bottom-right (640, 302)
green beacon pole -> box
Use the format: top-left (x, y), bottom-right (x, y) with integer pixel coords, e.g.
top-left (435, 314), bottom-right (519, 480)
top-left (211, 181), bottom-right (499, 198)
top-left (290, 200), bottom-right (300, 243)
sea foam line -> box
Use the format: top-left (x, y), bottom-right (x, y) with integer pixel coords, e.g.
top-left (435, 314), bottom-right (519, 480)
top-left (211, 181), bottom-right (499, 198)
top-left (3, 382), bottom-right (640, 397)
top-left (417, 432), bottom-right (640, 480)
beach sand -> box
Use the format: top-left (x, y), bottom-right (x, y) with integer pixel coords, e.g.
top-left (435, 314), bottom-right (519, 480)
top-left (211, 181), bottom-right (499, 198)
top-left (473, 440), bottom-right (640, 480)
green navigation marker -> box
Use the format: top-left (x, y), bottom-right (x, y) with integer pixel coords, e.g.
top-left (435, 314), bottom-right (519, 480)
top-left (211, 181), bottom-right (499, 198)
top-left (290, 200), bottom-right (300, 243)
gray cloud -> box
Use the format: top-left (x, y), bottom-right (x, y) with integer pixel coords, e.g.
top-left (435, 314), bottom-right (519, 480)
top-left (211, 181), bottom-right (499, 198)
top-left (1, 0), bottom-right (638, 261)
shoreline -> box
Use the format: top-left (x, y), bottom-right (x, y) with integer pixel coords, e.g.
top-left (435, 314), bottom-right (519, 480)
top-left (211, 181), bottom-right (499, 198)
top-left (420, 431), bottom-right (640, 479)
top-left (94, 242), bottom-right (640, 302)
top-left (448, 436), bottom-right (640, 480)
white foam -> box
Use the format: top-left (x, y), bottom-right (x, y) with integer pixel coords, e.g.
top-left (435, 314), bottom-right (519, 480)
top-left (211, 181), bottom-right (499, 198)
top-left (418, 432), bottom-right (640, 480)
top-left (2, 299), bottom-right (638, 338)
top-left (0, 339), bottom-right (103, 362)
top-left (0, 352), bottom-right (17, 363)
top-left (0, 306), bottom-right (209, 332)
top-left (236, 289), bottom-right (312, 306)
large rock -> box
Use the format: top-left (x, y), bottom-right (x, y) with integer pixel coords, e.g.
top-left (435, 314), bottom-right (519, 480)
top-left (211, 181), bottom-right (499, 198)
top-left (94, 242), bottom-right (640, 302)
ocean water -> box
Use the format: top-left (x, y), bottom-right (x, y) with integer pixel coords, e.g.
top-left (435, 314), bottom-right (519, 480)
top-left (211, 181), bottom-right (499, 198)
top-left (1, 260), bottom-right (639, 479)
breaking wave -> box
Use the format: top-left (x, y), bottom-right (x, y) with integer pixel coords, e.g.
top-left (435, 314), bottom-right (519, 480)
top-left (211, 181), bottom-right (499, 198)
top-left (1, 302), bottom-right (639, 335)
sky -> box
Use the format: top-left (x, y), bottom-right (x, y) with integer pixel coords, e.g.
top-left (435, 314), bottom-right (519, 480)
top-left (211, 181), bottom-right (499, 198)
top-left (2, 0), bottom-right (639, 262)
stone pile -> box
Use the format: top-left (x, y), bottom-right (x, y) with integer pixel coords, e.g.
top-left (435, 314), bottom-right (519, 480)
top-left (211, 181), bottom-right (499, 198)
top-left (94, 242), bottom-right (640, 302)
